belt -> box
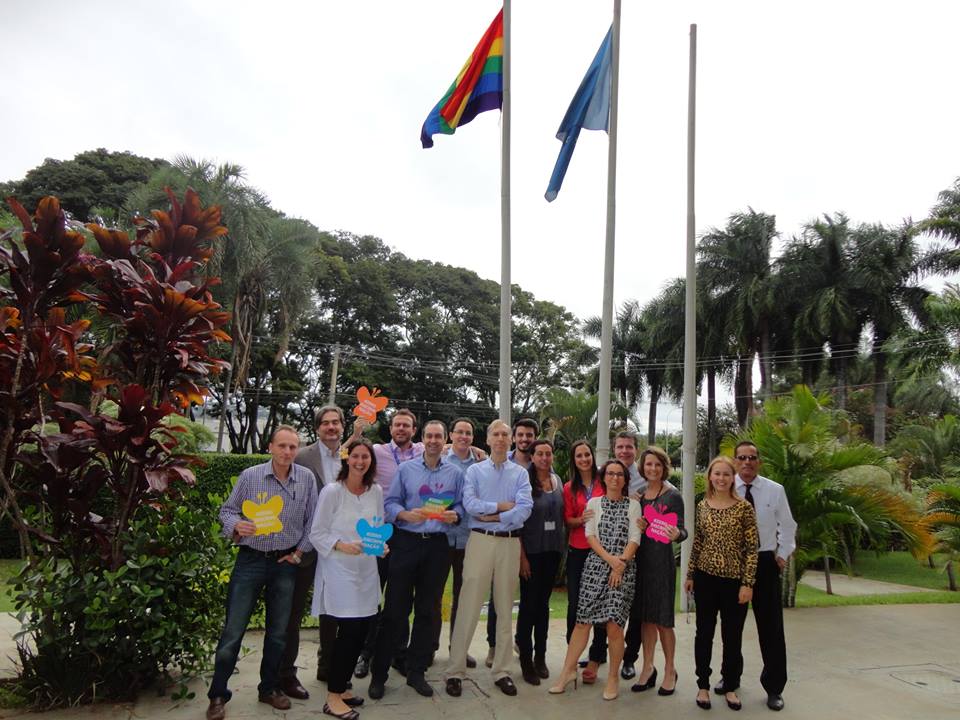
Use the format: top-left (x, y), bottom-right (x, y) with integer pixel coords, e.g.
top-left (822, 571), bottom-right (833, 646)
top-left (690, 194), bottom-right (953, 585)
top-left (398, 528), bottom-right (447, 540)
top-left (472, 528), bottom-right (521, 538)
top-left (240, 545), bottom-right (298, 559)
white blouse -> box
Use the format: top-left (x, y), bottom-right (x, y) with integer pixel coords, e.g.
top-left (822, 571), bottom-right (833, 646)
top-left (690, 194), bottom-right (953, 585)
top-left (584, 495), bottom-right (643, 548)
top-left (309, 482), bottom-right (384, 618)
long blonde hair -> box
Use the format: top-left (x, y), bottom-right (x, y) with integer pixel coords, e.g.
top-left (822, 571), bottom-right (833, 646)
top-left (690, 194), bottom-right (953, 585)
top-left (705, 456), bottom-right (740, 500)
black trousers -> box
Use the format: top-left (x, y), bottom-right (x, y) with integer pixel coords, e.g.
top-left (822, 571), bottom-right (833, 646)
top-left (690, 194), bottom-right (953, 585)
top-left (371, 530), bottom-right (451, 681)
top-left (622, 583), bottom-right (643, 665)
top-left (693, 570), bottom-right (747, 691)
top-left (278, 551), bottom-right (338, 681)
top-left (328, 616), bottom-right (372, 694)
top-left (516, 551), bottom-right (561, 656)
top-left (566, 546), bottom-right (607, 662)
top-left (745, 551), bottom-right (788, 694)
top-left (360, 554), bottom-right (409, 661)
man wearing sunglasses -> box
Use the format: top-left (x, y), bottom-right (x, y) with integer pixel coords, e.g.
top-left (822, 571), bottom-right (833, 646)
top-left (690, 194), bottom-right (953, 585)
top-left (723, 441), bottom-right (796, 712)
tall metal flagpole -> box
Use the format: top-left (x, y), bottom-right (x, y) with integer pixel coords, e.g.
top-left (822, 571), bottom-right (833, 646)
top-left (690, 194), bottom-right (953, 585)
top-left (680, 23), bottom-right (698, 613)
top-left (596, 0), bottom-right (621, 460)
top-left (499, 0), bottom-right (512, 425)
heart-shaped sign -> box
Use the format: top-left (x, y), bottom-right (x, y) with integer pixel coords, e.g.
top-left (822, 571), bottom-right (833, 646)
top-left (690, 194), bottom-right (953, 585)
top-left (352, 386), bottom-right (390, 423)
top-left (241, 493), bottom-right (284, 536)
top-left (418, 485), bottom-right (455, 519)
top-left (356, 516), bottom-right (393, 555)
top-left (643, 503), bottom-right (678, 544)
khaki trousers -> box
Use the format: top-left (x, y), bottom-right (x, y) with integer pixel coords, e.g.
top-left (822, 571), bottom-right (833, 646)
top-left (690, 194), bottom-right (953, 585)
top-left (446, 531), bottom-right (521, 680)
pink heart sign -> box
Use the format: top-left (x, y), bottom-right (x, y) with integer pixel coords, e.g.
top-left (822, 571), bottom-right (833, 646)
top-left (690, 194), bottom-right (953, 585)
top-left (643, 503), bottom-right (678, 544)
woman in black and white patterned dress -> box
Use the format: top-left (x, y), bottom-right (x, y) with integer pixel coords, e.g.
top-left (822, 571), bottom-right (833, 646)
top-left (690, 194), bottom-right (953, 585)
top-left (549, 460), bottom-right (642, 701)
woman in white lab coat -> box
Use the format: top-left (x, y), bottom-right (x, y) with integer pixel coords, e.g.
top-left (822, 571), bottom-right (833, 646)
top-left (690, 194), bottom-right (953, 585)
top-left (311, 438), bottom-right (389, 720)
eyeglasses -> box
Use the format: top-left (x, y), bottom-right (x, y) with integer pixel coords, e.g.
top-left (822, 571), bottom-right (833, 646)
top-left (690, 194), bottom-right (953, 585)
top-left (605, 471), bottom-right (626, 478)
top-left (735, 454), bottom-right (759, 462)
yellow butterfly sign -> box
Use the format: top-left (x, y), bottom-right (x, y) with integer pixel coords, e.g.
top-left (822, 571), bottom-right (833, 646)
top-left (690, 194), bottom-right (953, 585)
top-left (242, 492), bottom-right (284, 536)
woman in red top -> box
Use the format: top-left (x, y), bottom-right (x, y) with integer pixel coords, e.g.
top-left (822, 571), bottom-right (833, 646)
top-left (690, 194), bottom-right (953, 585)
top-left (562, 440), bottom-right (606, 684)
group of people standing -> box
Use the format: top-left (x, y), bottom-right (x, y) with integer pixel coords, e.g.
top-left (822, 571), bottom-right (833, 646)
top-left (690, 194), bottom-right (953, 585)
top-left (204, 407), bottom-right (796, 720)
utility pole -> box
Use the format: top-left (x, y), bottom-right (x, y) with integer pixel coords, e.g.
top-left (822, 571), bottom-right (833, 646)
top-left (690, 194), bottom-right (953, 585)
top-left (327, 343), bottom-right (341, 405)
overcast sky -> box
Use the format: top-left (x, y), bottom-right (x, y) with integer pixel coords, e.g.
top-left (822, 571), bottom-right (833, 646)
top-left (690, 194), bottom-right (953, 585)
top-left (4, 0), bottom-right (960, 418)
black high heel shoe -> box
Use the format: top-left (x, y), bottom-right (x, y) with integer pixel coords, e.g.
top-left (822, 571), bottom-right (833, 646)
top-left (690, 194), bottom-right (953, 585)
top-left (725, 692), bottom-right (742, 711)
top-left (630, 667), bottom-right (658, 692)
top-left (696, 691), bottom-right (712, 710)
top-left (658, 671), bottom-right (678, 696)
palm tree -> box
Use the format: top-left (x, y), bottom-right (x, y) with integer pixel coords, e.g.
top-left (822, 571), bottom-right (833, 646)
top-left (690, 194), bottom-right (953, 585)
top-left (851, 222), bottom-right (931, 446)
top-left (538, 388), bottom-right (629, 475)
top-left (640, 279), bottom-right (689, 445)
top-left (583, 300), bottom-right (645, 411)
top-left (777, 214), bottom-right (864, 409)
top-left (698, 210), bottom-right (778, 425)
top-left (925, 483), bottom-right (960, 591)
top-left (890, 415), bottom-right (960, 489)
top-left (726, 385), bottom-right (936, 606)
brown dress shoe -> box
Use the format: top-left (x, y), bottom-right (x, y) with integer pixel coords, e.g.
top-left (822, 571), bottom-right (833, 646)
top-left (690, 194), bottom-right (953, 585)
top-left (280, 678), bottom-right (309, 700)
top-left (206, 698), bottom-right (226, 720)
top-left (258, 690), bottom-right (292, 710)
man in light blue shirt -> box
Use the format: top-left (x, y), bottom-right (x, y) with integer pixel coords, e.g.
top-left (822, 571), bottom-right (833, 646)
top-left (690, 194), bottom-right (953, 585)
top-left (440, 418), bottom-right (484, 668)
top-left (446, 420), bottom-right (533, 698)
top-left (368, 420), bottom-right (464, 699)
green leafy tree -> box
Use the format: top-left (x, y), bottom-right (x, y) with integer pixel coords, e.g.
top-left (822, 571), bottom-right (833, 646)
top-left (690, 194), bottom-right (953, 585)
top-left (3, 149), bottom-right (168, 222)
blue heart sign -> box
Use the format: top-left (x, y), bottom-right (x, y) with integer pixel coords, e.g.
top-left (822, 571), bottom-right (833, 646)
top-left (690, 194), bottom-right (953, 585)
top-left (356, 517), bottom-right (393, 556)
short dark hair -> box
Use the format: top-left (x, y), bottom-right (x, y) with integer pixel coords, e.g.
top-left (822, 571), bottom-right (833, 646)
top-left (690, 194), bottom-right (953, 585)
top-left (337, 438), bottom-right (377, 488)
top-left (734, 440), bottom-right (759, 456)
top-left (614, 430), bottom-right (638, 448)
top-left (598, 459), bottom-right (630, 499)
top-left (451, 417), bottom-right (475, 434)
top-left (423, 419), bottom-right (448, 438)
top-left (512, 417), bottom-right (539, 435)
top-left (391, 408), bottom-right (417, 428)
top-left (314, 404), bottom-right (344, 429)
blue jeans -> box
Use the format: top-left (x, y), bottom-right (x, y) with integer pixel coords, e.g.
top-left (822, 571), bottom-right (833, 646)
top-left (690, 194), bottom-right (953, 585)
top-left (207, 548), bottom-right (297, 701)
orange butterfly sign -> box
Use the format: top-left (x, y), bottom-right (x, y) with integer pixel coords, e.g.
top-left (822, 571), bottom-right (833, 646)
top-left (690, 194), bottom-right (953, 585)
top-left (353, 386), bottom-right (389, 423)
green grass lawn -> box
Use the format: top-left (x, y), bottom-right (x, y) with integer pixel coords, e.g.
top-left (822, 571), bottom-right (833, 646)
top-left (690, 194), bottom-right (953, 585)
top-left (846, 551), bottom-right (955, 591)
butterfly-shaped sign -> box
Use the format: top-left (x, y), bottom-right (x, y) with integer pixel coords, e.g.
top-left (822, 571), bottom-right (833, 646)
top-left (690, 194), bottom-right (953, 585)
top-left (356, 516), bottom-right (393, 555)
top-left (242, 492), bottom-right (284, 536)
top-left (352, 386), bottom-right (389, 423)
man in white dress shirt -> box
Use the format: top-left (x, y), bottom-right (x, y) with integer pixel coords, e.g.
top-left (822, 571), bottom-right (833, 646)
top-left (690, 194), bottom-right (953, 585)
top-left (725, 441), bottom-right (797, 712)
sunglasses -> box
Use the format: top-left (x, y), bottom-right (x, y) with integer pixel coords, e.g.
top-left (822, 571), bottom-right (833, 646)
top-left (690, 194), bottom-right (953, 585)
top-left (735, 454), bottom-right (759, 462)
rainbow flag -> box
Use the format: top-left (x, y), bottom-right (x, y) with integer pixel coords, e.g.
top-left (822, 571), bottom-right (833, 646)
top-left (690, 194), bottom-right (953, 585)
top-left (421, 9), bottom-right (504, 149)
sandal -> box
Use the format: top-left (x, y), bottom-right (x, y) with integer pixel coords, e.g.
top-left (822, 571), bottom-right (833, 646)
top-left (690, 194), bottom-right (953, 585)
top-left (323, 703), bottom-right (359, 720)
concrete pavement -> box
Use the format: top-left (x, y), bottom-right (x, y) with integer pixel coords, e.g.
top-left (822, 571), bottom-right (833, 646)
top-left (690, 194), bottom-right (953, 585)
top-left (0, 604), bottom-right (958, 720)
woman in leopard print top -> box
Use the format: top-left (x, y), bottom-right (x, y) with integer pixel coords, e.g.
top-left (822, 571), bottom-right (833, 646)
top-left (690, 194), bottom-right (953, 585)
top-left (683, 456), bottom-right (758, 711)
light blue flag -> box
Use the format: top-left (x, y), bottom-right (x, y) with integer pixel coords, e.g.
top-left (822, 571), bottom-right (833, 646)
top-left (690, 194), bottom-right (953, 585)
top-left (545, 27), bottom-right (613, 202)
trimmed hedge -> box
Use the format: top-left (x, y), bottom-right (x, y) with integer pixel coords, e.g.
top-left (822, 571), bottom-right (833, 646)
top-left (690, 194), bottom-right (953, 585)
top-left (194, 452), bottom-right (272, 498)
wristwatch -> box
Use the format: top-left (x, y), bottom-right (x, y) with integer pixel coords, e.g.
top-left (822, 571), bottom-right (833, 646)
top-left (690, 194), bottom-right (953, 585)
top-left (291, 552), bottom-right (302, 564)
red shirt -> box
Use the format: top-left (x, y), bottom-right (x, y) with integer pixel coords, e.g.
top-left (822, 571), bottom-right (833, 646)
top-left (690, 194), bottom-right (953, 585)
top-left (563, 477), bottom-right (604, 549)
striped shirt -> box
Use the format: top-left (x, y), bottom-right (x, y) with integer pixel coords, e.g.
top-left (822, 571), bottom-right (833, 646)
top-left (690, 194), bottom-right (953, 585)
top-left (219, 460), bottom-right (318, 553)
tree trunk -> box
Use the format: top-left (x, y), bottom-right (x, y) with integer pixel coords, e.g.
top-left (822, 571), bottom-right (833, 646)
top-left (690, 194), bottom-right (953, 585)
top-left (839, 533), bottom-right (854, 577)
top-left (735, 354), bottom-right (750, 427)
top-left (760, 327), bottom-right (772, 398)
top-left (927, 555), bottom-right (935, 569)
top-left (707, 369), bottom-right (717, 460)
top-left (947, 560), bottom-right (956, 592)
top-left (647, 393), bottom-right (658, 446)
top-left (784, 554), bottom-right (797, 608)
top-left (873, 348), bottom-right (888, 447)
top-left (822, 544), bottom-right (833, 595)
top-left (835, 356), bottom-right (847, 412)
